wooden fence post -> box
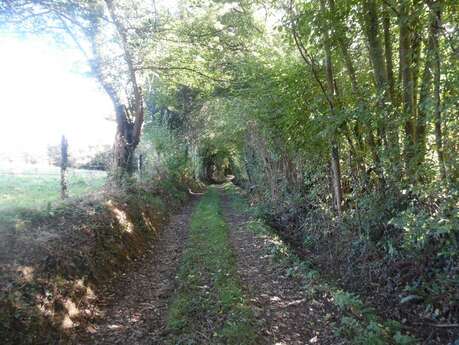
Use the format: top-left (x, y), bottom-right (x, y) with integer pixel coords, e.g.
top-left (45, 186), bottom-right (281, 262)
top-left (60, 135), bottom-right (68, 199)
top-left (138, 154), bottom-right (144, 179)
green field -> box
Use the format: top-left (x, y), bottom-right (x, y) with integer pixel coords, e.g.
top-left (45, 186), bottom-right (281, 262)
top-left (0, 165), bottom-right (106, 211)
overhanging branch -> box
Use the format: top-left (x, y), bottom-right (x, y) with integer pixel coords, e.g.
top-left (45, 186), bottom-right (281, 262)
top-left (136, 65), bottom-right (228, 83)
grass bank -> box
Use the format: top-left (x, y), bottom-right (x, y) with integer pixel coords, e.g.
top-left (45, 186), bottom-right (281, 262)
top-left (166, 187), bottom-right (257, 344)
top-left (0, 177), bottom-right (191, 345)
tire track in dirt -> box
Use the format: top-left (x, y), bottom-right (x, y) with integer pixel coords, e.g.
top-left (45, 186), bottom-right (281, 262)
top-left (220, 189), bottom-right (346, 345)
top-left (76, 196), bottom-right (200, 345)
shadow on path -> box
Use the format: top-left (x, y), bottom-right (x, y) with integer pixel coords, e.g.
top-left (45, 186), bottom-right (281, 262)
top-left (77, 196), bottom-right (200, 345)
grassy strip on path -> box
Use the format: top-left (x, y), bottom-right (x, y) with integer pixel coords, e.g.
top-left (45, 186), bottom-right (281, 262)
top-left (166, 187), bottom-right (257, 345)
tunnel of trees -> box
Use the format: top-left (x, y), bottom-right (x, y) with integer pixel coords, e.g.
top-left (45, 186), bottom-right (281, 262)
top-left (1, 0), bottom-right (458, 343)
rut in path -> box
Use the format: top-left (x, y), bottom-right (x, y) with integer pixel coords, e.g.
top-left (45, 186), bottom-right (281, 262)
top-left (220, 190), bottom-right (346, 345)
top-left (78, 196), bottom-right (199, 345)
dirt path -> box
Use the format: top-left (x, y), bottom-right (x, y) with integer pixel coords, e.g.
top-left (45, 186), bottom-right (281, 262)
top-left (220, 191), bottom-right (346, 345)
top-left (73, 188), bottom-right (345, 345)
top-left (77, 196), bottom-right (199, 345)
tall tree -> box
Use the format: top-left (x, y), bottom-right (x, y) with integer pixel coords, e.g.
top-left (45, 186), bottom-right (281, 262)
top-left (1, 0), bottom-right (148, 177)
top-left (429, 0), bottom-right (447, 181)
top-left (104, 0), bottom-right (144, 175)
top-left (382, 1), bottom-right (401, 176)
top-left (320, 0), bottom-right (343, 215)
top-left (399, 0), bottom-right (416, 176)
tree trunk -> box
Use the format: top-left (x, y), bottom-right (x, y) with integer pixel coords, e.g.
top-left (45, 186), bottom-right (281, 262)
top-left (86, 15), bottom-right (143, 178)
top-left (383, 3), bottom-right (396, 105)
top-left (362, 0), bottom-right (388, 149)
top-left (138, 154), bottom-right (144, 179)
top-left (105, 0), bottom-right (144, 177)
top-left (363, 0), bottom-right (388, 99)
top-left (429, 2), bottom-right (447, 181)
top-left (399, 0), bottom-right (416, 176)
top-left (330, 141), bottom-right (343, 215)
top-left (113, 105), bottom-right (136, 175)
top-left (415, 7), bottom-right (437, 169)
top-left (329, 0), bottom-right (367, 180)
top-left (410, 0), bottom-right (423, 120)
top-left (383, 1), bottom-right (401, 177)
top-left (415, 56), bottom-right (432, 169)
top-left (321, 0), bottom-right (343, 216)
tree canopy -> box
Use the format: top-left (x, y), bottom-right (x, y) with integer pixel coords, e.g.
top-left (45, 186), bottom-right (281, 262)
top-left (1, 0), bottom-right (458, 342)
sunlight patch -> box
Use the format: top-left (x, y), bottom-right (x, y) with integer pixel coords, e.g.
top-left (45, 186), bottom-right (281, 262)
top-left (17, 265), bottom-right (34, 282)
top-left (106, 200), bottom-right (134, 233)
top-left (142, 211), bottom-right (156, 233)
top-left (64, 298), bottom-right (79, 317)
top-left (62, 315), bottom-right (74, 329)
top-left (309, 335), bottom-right (319, 343)
top-left (108, 324), bottom-right (122, 330)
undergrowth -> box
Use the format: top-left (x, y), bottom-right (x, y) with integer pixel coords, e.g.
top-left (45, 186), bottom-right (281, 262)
top-left (225, 183), bottom-right (419, 345)
top-left (240, 174), bottom-right (459, 343)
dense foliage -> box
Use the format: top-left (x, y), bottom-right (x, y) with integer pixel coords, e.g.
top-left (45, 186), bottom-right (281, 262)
top-left (1, 0), bottom-right (458, 342)
top-left (143, 1), bottom-right (459, 342)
